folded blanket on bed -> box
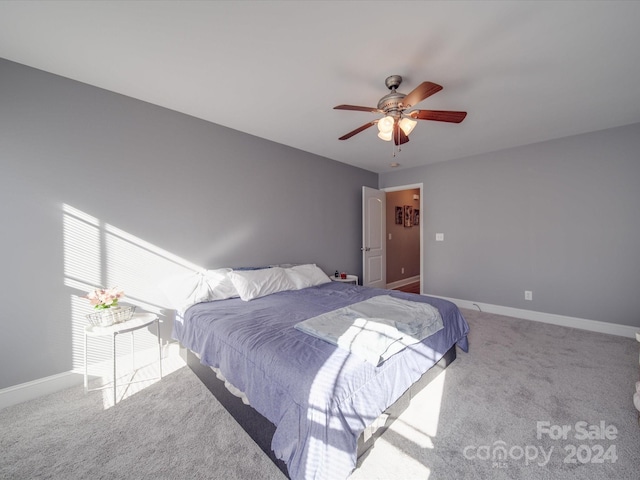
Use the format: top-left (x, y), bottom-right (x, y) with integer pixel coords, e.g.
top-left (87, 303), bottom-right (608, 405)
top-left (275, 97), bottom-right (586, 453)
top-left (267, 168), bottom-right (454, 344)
top-left (294, 295), bottom-right (443, 365)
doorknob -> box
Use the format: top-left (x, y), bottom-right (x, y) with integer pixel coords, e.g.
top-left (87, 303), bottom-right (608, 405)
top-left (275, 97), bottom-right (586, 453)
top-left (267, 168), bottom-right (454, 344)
top-left (361, 247), bottom-right (371, 252)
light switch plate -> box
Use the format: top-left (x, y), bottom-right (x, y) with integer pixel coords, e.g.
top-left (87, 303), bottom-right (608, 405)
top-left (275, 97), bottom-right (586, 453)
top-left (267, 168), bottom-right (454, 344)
top-left (436, 233), bottom-right (444, 241)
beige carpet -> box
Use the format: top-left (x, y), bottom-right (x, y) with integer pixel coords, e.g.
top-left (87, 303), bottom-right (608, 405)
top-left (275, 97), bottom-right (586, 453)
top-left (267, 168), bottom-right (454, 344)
top-left (2, 309), bottom-right (639, 480)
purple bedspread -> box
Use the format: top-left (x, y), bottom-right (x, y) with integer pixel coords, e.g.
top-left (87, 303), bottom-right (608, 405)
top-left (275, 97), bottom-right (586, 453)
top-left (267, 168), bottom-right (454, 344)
top-left (172, 282), bottom-right (469, 480)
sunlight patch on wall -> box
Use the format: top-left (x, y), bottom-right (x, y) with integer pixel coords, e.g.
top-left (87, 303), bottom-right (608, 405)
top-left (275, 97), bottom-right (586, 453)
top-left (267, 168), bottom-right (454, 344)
top-left (63, 204), bottom-right (101, 287)
top-left (62, 203), bottom-right (203, 401)
top-left (104, 223), bottom-right (202, 311)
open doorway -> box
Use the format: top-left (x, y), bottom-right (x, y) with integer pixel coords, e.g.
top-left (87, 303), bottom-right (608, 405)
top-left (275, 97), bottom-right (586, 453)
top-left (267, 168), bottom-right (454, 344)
top-left (383, 184), bottom-right (423, 294)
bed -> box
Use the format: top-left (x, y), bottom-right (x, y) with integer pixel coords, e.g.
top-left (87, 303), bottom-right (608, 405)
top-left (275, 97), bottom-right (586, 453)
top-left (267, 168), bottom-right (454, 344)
top-left (170, 265), bottom-right (469, 480)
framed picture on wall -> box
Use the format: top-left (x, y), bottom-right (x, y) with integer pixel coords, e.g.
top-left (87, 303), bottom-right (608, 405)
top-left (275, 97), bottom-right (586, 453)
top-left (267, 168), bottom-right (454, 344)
top-left (395, 206), bottom-right (403, 225)
top-left (404, 205), bottom-right (413, 227)
top-left (413, 209), bottom-right (420, 226)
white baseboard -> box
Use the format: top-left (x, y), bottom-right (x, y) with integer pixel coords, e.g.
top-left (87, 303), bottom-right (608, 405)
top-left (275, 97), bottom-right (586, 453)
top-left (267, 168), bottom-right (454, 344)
top-left (428, 294), bottom-right (639, 339)
top-left (0, 342), bottom-right (182, 411)
top-left (386, 275), bottom-right (420, 290)
top-left (0, 371), bottom-right (83, 411)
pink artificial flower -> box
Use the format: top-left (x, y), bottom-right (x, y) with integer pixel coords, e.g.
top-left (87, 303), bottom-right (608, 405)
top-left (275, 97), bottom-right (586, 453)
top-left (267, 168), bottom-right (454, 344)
top-left (85, 286), bottom-right (125, 309)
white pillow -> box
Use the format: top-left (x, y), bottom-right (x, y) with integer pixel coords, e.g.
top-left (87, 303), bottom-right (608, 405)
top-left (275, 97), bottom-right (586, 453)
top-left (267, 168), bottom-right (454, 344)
top-left (158, 271), bottom-right (211, 312)
top-left (228, 267), bottom-right (297, 301)
top-left (206, 268), bottom-right (239, 301)
top-left (159, 268), bottom-right (238, 312)
top-left (285, 264), bottom-right (332, 289)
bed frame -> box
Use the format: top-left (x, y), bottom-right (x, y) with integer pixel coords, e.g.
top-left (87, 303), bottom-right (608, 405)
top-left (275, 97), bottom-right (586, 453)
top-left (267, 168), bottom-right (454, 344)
top-left (183, 345), bottom-right (457, 478)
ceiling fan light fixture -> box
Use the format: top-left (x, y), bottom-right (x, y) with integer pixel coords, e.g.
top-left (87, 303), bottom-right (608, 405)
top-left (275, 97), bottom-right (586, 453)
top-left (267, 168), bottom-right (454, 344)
top-left (399, 117), bottom-right (417, 136)
top-left (377, 130), bottom-right (393, 141)
top-left (377, 115), bottom-right (395, 134)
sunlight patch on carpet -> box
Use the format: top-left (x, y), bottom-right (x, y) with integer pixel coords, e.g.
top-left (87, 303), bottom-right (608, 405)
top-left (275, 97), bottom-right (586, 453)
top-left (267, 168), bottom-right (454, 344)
top-left (93, 344), bottom-right (185, 409)
top-left (392, 369), bottom-right (446, 442)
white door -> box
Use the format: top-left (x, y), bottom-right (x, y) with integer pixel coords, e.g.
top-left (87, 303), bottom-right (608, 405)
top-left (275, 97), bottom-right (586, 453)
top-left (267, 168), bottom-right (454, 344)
top-left (362, 186), bottom-right (386, 288)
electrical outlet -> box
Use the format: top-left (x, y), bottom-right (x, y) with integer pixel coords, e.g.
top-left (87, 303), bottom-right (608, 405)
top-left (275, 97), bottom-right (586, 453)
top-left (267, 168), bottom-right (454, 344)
top-left (525, 290), bottom-right (533, 301)
top-left (401, 267), bottom-right (405, 274)
top-left (436, 233), bottom-right (444, 241)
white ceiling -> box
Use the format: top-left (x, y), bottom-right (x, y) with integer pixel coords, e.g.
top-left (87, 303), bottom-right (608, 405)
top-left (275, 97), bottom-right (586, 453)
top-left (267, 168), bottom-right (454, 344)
top-left (1, 1), bottom-right (639, 173)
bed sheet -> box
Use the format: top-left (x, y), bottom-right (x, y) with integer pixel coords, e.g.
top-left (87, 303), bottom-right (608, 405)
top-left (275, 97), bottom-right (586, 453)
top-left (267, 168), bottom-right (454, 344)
top-left (172, 282), bottom-right (469, 480)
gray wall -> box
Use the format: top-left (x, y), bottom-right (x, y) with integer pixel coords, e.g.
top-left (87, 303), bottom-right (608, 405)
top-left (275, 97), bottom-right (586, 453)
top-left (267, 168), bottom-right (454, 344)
top-left (380, 123), bottom-right (640, 327)
top-left (0, 59), bottom-right (377, 389)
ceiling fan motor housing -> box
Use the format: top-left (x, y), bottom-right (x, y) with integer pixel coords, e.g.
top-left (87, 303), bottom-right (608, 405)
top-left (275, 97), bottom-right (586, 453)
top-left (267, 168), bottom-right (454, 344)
top-left (378, 75), bottom-right (406, 115)
top-left (377, 91), bottom-right (406, 115)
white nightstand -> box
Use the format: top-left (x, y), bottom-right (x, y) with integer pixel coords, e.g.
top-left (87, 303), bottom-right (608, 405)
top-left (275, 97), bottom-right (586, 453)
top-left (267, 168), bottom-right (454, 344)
top-left (330, 274), bottom-right (359, 285)
top-left (84, 312), bottom-right (162, 405)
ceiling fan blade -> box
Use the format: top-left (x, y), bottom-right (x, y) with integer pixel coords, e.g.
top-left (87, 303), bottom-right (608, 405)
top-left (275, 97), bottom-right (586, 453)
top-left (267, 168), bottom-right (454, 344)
top-left (334, 104), bottom-right (381, 113)
top-left (393, 123), bottom-right (410, 145)
top-left (338, 121), bottom-right (377, 140)
top-left (401, 82), bottom-right (443, 109)
top-left (411, 109), bottom-right (467, 123)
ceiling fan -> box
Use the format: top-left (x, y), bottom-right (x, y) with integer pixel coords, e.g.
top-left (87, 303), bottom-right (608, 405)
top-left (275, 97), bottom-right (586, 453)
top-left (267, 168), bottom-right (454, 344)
top-left (334, 75), bottom-right (467, 146)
